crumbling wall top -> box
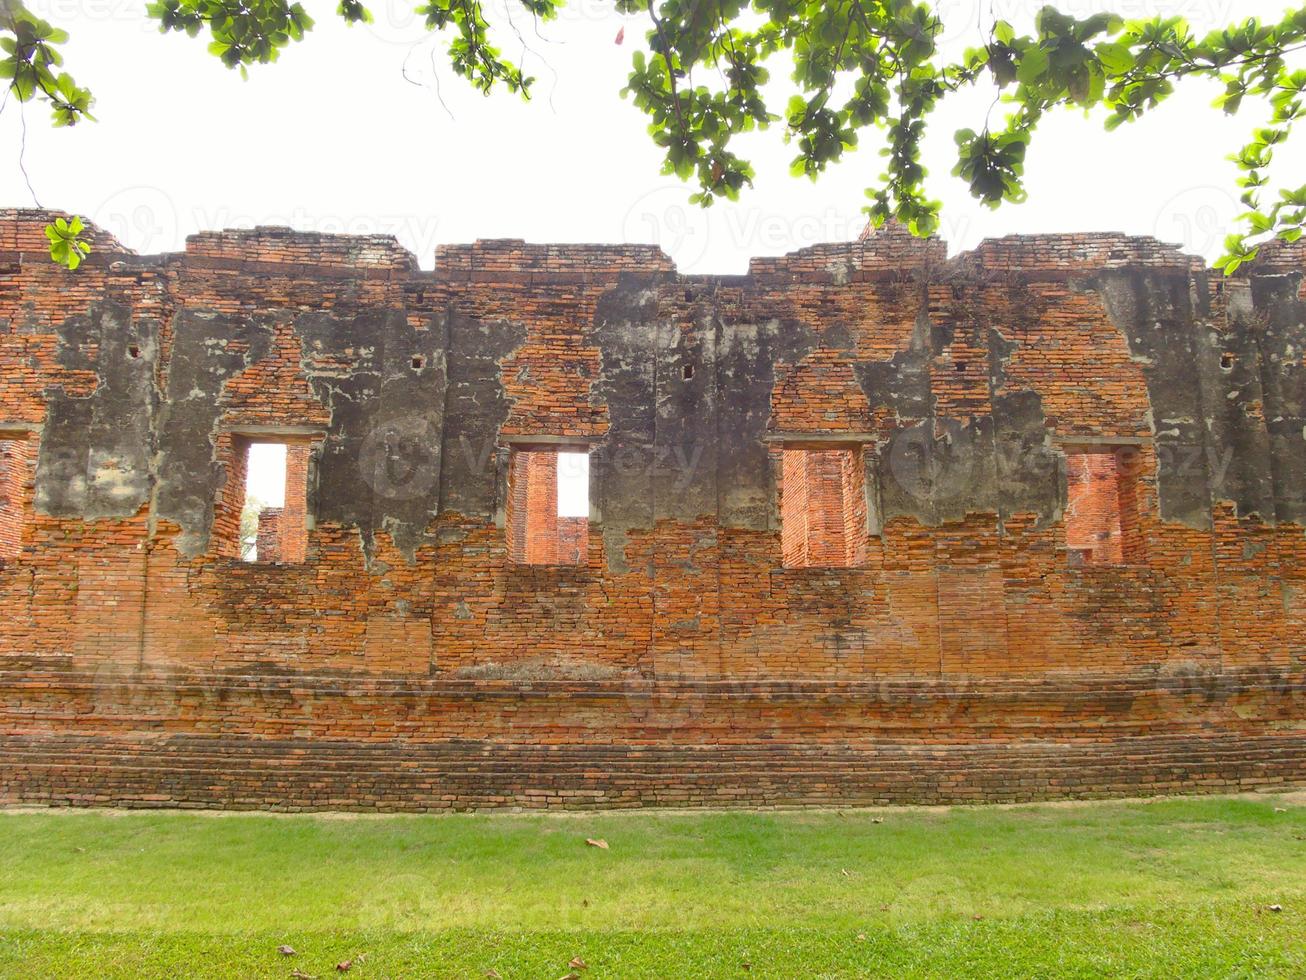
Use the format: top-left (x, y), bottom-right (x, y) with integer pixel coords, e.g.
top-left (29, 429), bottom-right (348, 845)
top-left (956, 232), bottom-right (1202, 275)
top-left (184, 225), bottom-right (418, 272)
top-left (6, 207), bottom-right (1301, 283)
top-left (1246, 238), bottom-right (1306, 274)
top-left (0, 208), bottom-right (131, 256)
top-left (433, 239), bottom-right (675, 280)
top-left (750, 221), bottom-right (947, 281)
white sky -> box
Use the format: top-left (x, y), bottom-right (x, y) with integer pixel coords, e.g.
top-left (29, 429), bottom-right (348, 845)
top-left (4, 0), bottom-right (1303, 273)
top-left (558, 451), bottom-right (588, 517)
top-left (245, 442), bottom-right (287, 509)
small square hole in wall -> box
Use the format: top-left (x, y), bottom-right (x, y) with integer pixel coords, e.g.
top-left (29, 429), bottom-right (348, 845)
top-left (127, 344), bottom-right (142, 360)
top-left (222, 440), bottom-right (311, 564)
top-left (1064, 447), bottom-right (1143, 566)
top-left (780, 447), bottom-right (868, 569)
top-left (1220, 352), bottom-right (1236, 371)
top-left (506, 449), bottom-right (589, 566)
top-left (411, 355), bottom-right (425, 370)
top-left (682, 363), bottom-right (695, 381)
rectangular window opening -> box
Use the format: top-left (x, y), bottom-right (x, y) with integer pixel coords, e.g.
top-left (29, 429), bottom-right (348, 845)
top-left (0, 437), bottom-right (33, 563)
top-left (1065, 447), bottom-right (1142, 566)
top-left (221, 438), bottom-right (311, 564)
top-left (780, 446), bottom-right (868, 569)
top-left (507, 449), bottom-right (589, 566)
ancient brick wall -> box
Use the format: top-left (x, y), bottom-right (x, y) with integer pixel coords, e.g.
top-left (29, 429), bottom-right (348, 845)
top-left (779, 447), bottom-right (868, 568)
top-left (255, 508), bottom-right (283, 563)
top-left (1065, 450), bottom-right (1125, 564)
top-left (0, 209), bottom-right (1303, 810)
top-left (281, 443), bottom-right (310, 564)
top-left (0, 436), bottom-right (33, 561)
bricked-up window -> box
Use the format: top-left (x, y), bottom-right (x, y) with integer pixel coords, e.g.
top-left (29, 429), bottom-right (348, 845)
top-left (0, 437), bottom-right (33, 562)
top-left (216, 438), bottom-right (311, 564)
top-left (506, 449), bottom-right (589, 566)
top-left (780, 447), bottom-right (868, 568)
top-left (1064, 446), bottom-right (1143, 566)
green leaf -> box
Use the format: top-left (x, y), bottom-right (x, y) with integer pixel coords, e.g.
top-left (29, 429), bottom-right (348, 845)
top-left (1096, 42), bottom-right (1134, 74)
top-left (1016, 45), bottom-right (1048, 85)
top-left (337, 1), bottom-right (373, 24)
top-left (43, 216), bottom-right (92, 271)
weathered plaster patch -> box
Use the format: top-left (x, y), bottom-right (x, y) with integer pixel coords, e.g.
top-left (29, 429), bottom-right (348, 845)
top-left (36, 301), bottom-right (158, 520)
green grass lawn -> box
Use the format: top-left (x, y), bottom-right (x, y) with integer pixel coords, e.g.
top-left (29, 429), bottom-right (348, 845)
top-left (0, 795), bottom-right (1302, 978)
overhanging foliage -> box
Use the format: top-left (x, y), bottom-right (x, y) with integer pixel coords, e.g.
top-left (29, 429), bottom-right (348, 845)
top-left (3, 0), bottom-right (1304, 273)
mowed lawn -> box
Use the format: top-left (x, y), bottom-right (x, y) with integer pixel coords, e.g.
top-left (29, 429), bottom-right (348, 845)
top-left (0, 795), bottom-right (1303, 978)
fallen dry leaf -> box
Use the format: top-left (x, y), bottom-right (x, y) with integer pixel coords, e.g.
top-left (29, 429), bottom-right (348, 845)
top-left (569, 956), bottom-right (588, 970)
top-left (741, 961), bottom-right (752, 971)
top-left (585, 838), bottom-right (609, 850)
top-left (840, 868), bottom-right (850, 877)
top-left (556, 973), bottom-right (580, 980)
top-left (336, 961), bottom-right (351, 973)
top-left (484, 971), bottom-right (503, 979)
top-left (290, 971), bottom-right (317, 980)
top-left (855, 932), bottom-right (867, 942)
top-left (1267, 904), bottom-right (1283, 913)
top-left (278, 945), bottom-right (297, 957)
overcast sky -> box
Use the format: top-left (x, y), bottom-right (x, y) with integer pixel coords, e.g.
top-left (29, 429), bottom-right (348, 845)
top-left (4, 0), bottom-right (1303, 275)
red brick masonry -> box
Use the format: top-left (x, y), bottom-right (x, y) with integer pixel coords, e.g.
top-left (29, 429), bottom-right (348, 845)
top-left (0, 210), bottom-right (1303, 810)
